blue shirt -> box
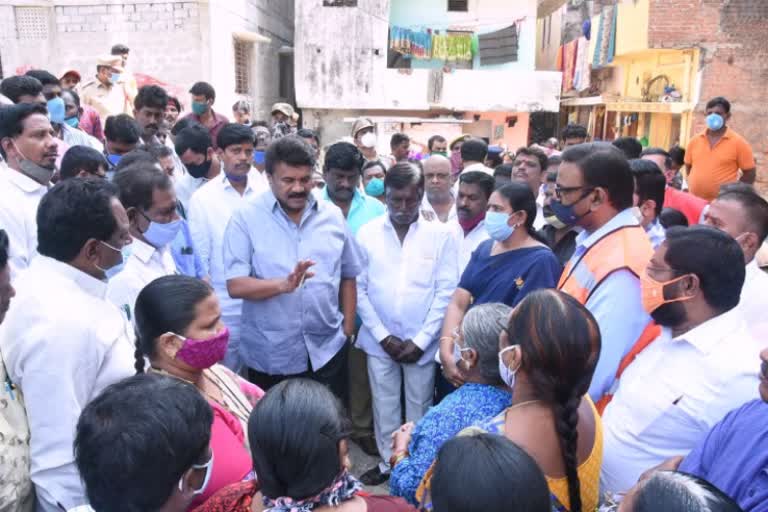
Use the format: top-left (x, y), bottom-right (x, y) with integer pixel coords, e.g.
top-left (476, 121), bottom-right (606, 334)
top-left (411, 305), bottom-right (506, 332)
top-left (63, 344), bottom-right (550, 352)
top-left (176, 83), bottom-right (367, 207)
top-left (567, 208), bottom-right (652, 401)
top-left (389, 383), bottom-right (512, 504)
top-left (679, 399), bottom-right (768, 512)
top-left (223, 190), bottom-right (362, 374)
top-left (322, 188), bottom-right (386, 235)
top-left (459, 242), bottom-right (562, 307)
top-left (171, 218), bottom-right (206, 279)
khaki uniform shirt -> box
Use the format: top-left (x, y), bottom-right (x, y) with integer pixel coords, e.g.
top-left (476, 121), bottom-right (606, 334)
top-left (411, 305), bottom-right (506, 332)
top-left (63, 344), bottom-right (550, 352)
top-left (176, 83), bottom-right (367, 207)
top-left (79, 78), bottom-right (132, 126)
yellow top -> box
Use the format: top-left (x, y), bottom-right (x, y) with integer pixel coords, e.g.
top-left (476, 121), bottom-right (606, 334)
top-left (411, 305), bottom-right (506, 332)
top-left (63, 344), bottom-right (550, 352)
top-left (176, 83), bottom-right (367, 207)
top-left (546, 396), bottom-right (603, 512)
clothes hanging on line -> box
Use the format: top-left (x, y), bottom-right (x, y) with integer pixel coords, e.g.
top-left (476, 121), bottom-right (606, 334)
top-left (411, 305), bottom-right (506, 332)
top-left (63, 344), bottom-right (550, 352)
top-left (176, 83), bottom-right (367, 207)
top-left (592, 4), bottom-right (617, 68)
top-left (389, 26), bottom-right (433, 60)
top-left (562, 39), bottom-right (578, 92)
top-left (573, 36), bottom-right (591, 92)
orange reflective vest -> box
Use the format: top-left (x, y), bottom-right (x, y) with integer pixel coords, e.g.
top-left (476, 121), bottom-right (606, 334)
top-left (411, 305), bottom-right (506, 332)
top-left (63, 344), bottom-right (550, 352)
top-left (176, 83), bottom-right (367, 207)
top-left (557, 225), bottom-right (660, 415)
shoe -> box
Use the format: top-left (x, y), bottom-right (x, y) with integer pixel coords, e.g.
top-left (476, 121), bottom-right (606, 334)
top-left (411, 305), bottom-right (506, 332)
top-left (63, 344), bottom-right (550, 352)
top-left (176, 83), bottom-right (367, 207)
top-left (353, 435), bottom-right (380, 457)
top-left (360, 466), bottom-right (390, 486)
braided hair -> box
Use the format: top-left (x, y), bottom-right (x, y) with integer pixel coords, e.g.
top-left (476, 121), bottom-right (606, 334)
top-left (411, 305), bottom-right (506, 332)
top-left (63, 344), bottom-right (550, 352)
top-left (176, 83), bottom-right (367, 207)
top-left (133, 275), bottom-right (214, 374)
top-left (508, 289), bottom-right (601, 512)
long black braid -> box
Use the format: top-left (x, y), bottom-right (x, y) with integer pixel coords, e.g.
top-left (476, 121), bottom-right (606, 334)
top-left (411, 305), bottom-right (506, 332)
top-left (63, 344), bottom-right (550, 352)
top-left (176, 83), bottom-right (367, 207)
top-left (552, 393), bottom-right (583, 512)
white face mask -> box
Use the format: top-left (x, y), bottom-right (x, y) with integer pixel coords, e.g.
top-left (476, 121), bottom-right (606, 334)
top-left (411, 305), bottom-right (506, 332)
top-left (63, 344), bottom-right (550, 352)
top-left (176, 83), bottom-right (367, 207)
top-left (360, 132), bottom-right (377, 149)
top-left (179, 451), bottom-right (214, 496)
top-left (498, 345), bottom-right (520, 390)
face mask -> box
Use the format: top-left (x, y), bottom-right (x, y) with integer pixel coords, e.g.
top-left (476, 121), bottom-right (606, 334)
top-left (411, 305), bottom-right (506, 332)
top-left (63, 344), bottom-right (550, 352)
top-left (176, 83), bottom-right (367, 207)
top-left (360, 132), bottom-right (377, 149)
top-left (432, 151), bottom-right (448, 158)
top-left (179, 451), bottom-right (215, 496)
top-left (450, 151), bottom-right (463, 174)
top-left (64, 116), bottom-right (79, 128)
top-left (706, 113), bottom-right (724, 131)
top-left (453, 342), bottom-right (472, 365)
top-left (97, 240), bottom-right (133, 280)
top-left (365, 177), bottom-right (385, 197)
top-left (186, 158), bottom-right (212, 179)
top-left (12, 141), bottom-right (54, 184)
top-left (484, 211), bottom-right (516, 241)
top-left (640, 272), bottom-right (694, 314)
top-left (109, 73), bottom-right (122, 85)
top-left (458, 210), bottom-right (485, 233)
top-left (631, 205), bottom-right (644, 223)
top-left (498, 345), bottom-right (520, 390)
top-left (191, 101), bottom-right (209, 116)
top-left (252, 150), bottom-right (266, 165)
top-left (225, 172), bottom-right (248, 183)
top-left (47, 97), bottom-right (66, 124)
top-left (143, 217), bottom-right (183, 248)
top-left (173, 327), bottom-right (230, 369)
top-left (549, 196), bottom-right (589, 227)
top-left (543, 205), bottom-right (567, 229)
top-left (107, 154), bottom-right (122, 167)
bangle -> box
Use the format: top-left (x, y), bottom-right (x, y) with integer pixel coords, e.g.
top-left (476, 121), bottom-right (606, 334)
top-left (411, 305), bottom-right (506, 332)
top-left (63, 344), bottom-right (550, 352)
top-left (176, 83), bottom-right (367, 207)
top-left (389, 451), bottom-right (408, 468)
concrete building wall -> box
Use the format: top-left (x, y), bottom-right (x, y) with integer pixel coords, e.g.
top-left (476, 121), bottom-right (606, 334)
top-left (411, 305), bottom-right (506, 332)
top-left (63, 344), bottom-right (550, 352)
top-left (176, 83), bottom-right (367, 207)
top-left (0, 0), bottom-right (293, 121)
top-left (648, 0), bottom-right (768, 191)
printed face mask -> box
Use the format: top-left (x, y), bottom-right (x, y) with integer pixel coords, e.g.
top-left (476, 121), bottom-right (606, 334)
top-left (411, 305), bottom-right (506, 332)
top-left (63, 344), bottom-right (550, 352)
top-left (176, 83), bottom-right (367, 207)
top-left (173, 327), bottom-right (230, 369)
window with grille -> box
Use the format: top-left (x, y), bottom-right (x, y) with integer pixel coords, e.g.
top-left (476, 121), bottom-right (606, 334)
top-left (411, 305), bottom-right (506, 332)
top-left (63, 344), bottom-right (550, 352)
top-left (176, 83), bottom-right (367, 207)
top-left (448, 0), bottom-right (468, 12)
top-left (15, 7), bottom-right (49, 40)
top-left (234, 40), bottom-right (252, 95)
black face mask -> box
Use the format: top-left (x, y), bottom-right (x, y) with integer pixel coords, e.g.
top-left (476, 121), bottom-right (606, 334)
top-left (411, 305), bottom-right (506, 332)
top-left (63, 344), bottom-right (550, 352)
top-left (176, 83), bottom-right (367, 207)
top-left (186, 158), bottom-right (211, 179)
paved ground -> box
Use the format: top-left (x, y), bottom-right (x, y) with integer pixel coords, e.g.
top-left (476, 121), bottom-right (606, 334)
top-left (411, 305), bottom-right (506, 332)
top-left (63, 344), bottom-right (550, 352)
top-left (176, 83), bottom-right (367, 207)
top-left (349, 439), bottom-right (390, 495)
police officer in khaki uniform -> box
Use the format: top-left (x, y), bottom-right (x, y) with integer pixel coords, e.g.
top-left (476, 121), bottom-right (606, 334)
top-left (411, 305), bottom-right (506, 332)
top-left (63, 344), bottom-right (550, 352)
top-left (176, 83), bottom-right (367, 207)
top-left (79, 56), bottom-right (132, 126)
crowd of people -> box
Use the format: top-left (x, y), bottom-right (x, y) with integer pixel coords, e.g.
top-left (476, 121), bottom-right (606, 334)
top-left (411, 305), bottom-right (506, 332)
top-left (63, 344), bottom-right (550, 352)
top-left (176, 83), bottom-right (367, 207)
top-left (0, 43), bottom-right (766, 512)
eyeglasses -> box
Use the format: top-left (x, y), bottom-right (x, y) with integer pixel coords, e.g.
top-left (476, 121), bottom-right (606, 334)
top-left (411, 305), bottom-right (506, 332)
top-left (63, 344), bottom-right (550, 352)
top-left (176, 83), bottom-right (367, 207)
top-left (554, 185), bottom-right (594, 200)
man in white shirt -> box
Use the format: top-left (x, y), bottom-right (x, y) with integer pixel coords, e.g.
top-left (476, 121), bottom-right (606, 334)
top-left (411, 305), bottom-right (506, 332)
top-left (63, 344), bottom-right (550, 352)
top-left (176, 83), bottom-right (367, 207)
top-left (173, 123), bottom-right (222, 214)
top-left (421, 155), bottom-right (457, 223)
top-left (703, 183), bottom-right (768, 337)
top-left (601, 226), bottom-right (761, 494)
top-left (107, 163), bottom-right (179, 317)
top-left (459, 137), bottom-right (494, 177)
top-left (188, 123), bottom-right (267, 370)
top-left (356, 162), bottom-right (459, 485)
top-left (0, 178), bottom-right (135, 511)
top-left (511, 146), bottom-right (548, 230)
top-left (630, 159), bottom-right (667, 249)
top-left (0, 103), bottom-right (57, 279)
top-left (454, 170), bottom-right (493, 273)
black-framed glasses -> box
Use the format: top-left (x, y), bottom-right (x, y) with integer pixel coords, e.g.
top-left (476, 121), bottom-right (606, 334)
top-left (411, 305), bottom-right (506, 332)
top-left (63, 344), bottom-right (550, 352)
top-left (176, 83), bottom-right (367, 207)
top-left (554, 185), bottom-right (594, 200)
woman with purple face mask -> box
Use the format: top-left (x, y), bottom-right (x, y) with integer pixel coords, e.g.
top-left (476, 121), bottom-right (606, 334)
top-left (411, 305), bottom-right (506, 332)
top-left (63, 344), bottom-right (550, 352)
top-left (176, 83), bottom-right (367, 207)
top-left (134, 274), bottom-right (265, 507)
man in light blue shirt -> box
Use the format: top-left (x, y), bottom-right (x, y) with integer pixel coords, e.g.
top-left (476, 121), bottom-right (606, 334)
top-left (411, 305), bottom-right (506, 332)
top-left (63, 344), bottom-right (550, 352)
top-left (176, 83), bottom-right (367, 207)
top-left (553, 143), bottom-right (653, 403)
top-left (320, 141), bottom-right (385, 456)
top-left (630, 158), bottom-right (667, 249)
top-left (224, 136), bottom-right (362, 400)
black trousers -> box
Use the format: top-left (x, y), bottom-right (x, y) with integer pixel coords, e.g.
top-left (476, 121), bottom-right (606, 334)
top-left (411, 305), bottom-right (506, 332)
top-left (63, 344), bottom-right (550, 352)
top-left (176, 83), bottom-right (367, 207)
top-left (247, 342), bottom-right (350, 402)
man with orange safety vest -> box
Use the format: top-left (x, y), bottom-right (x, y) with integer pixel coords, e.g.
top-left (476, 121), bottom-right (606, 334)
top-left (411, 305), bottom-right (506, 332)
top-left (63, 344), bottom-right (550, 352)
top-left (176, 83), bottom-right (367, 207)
top-left (551, 143), bottom-right (657, 410)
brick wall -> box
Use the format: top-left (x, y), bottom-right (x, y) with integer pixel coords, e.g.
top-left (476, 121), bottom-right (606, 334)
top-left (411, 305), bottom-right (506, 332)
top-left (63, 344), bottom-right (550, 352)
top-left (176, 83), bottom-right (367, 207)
top-left (649, 0), bottom-right (768, 192)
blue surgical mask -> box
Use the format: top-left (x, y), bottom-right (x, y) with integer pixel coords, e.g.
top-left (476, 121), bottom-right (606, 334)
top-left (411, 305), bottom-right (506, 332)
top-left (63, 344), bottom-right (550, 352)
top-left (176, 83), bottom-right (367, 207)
top-left (47, 97), bottom-right (66, 124)
top-left (706, 113), bottom-right (724, 131)
top-left (98, 240), bottom-right (132, 280)
top-left (106, 154), bottom-right (122, 167)
top-left (64, 116), bottom-right (79, 128)
top-left (484, 211), bottom-right (515, 241)
top-left (110, 73), bottom-right (122, 85)
top-left (143, 217), bottom-right (183, 248)
top-left (498, 345), bottom-right (519, 390)
top-left (191, 101), bottom-right (209, 116)
top-left (252, 150), bottom-right (266, 165)
top-left (365, 177), bottom-right (385, 197)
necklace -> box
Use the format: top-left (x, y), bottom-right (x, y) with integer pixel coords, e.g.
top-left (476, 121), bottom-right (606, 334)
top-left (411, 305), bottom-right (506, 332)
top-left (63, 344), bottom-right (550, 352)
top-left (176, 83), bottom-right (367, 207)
top-left (508, 399), bottom-right (543, 410)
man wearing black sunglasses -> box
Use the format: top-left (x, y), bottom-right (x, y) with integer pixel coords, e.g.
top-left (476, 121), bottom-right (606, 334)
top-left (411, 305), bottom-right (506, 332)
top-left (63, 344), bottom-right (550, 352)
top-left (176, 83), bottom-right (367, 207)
top-left (554, 142), bottom-right (656, 415)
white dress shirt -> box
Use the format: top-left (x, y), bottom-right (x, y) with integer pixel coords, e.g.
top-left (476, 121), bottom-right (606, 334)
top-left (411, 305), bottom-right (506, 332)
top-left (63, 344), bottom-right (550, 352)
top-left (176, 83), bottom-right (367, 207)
top-left (356, 215), bottom-right (459, 366)
top-left (188, 171), bottom-right (267, 364)
top-left (453, 220), bottom-right (490, 273)
top-left (601, 306), bottom-right (762, 493)
top-left (106, 237), bottom-right (177, 318)
top-left (740, 259), bottom-right (768, 339)
top-left (0, 256), bottom-right (134, 511)
top-left (461, 162), bottom-right (494, 176)
top-left (175, 172), bottom-right (210, 214)
top-left (0, 169), bottom-right (48, 280)
top-left (421, 194), bottom-right (457, 224)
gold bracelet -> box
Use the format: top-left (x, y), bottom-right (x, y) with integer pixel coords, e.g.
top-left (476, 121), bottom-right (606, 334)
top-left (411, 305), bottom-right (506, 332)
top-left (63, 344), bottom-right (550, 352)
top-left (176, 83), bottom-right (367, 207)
top-left (389, 451), bottom-right (408, 468)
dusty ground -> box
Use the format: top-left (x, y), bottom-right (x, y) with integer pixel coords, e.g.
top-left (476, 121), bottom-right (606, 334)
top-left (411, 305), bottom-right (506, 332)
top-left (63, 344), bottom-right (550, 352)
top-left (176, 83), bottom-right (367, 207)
top-left (348, 439), bottom-right (390, 495)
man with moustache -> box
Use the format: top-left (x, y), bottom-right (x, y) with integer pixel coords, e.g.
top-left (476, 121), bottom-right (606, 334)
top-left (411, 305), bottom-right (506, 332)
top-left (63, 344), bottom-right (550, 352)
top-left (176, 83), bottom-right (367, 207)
top-left (133, 85), bottom-right (168, 146)
top-left (601, 226), bottom-right (762, 495)
top-left (421, 155), bottom-right (456, 223)
top-left (224, 136), bottom-right (362, 399)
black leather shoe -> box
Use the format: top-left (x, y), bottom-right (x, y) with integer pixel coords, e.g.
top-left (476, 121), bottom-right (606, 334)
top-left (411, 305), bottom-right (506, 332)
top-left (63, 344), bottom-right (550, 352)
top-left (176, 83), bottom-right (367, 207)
top-left (360, 466), bottom-right (390, 486)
